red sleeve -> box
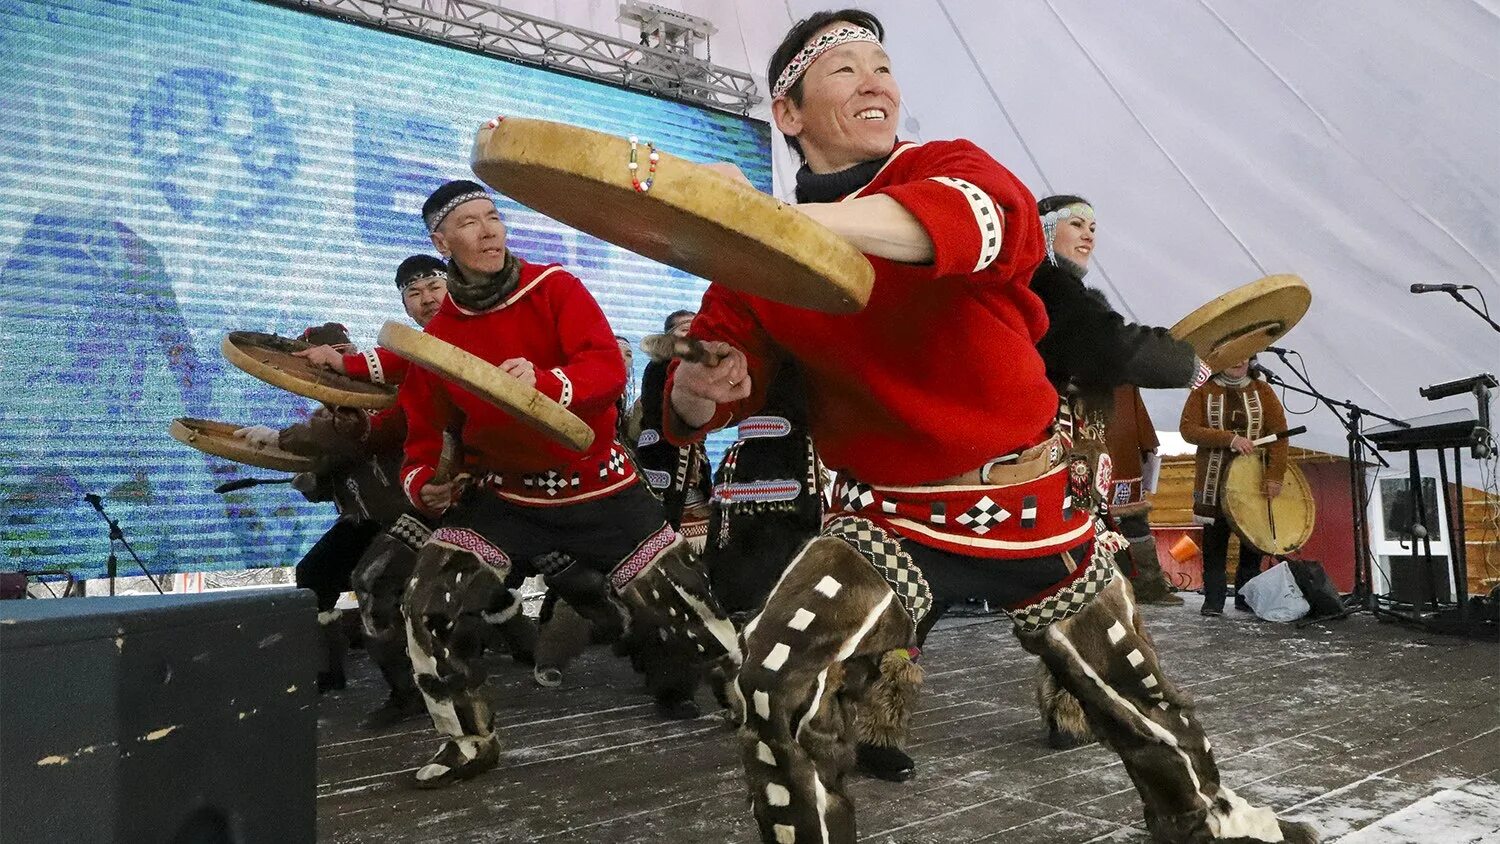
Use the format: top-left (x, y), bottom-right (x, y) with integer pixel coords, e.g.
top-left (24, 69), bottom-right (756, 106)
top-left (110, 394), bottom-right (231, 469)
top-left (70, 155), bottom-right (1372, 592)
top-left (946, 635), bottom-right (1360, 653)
top-left (662, 282), bottom-right (780, 445)
top-left (874, 140), bottom-right (1044, 284)
top-left (529, 272), bottom-right (627, 416)
top-left (399, 366), bottom-right (455, 517)
top-left (344, 347), bottom-right (410, 385)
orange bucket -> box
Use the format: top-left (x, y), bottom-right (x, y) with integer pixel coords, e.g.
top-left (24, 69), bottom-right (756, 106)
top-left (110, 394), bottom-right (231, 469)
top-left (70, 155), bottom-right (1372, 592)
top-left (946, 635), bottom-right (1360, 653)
top-left (1169, 534), bottom-right (1201, 563)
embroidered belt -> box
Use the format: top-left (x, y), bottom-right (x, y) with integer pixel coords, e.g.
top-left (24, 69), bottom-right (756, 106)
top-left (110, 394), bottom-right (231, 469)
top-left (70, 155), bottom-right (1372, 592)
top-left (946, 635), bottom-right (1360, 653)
top-left (737, 415), bottom-right (793, 439)
top-left (482, 443), bottom-right (637, 506)
top-left (831, 460), bottom-right (1094, 559)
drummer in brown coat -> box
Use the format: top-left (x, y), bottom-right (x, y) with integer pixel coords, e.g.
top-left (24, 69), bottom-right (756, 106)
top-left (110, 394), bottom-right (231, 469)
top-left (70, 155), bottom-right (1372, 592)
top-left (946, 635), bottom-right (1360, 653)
top-left (1179, 357), bottom-right (1289, 616)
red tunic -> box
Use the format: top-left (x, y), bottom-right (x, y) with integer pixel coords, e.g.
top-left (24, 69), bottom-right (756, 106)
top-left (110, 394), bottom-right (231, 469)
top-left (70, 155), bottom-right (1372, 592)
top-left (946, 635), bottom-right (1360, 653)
top-left (666, 139), bottom-right (1054, 485)
top-left (399, 259), bottom-right (632, 514)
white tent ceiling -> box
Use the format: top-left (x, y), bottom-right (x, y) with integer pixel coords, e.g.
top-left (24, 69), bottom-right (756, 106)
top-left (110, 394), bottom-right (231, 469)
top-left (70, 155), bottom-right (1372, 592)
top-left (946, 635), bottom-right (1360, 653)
top-left (507, 1), bottom-right (1499, 459)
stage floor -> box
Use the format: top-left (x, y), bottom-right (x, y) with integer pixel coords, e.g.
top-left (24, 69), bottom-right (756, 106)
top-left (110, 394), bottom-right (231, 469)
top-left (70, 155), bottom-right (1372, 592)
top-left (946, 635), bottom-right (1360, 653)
top-left (316, 596), bottom-right (1500, 843)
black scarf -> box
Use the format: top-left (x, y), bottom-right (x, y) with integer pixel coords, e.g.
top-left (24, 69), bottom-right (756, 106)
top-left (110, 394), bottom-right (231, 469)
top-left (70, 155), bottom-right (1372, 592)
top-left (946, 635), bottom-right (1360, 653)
top-left (794, 154), bottom-right (892, 204)
top-left (447, 250), bottom-right (521, 312)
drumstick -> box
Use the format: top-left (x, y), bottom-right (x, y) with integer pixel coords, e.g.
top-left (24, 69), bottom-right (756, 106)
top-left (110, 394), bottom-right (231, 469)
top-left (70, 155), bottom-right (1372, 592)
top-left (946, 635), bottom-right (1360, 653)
top-left (434, 430), bottom-right (460, 485)
top-left (640, 334), bottom-right (724, 366)
top-left (1262, 451), bottom-right (1278, 543)
top-left (1251, 426), bottom-right (1306, 447)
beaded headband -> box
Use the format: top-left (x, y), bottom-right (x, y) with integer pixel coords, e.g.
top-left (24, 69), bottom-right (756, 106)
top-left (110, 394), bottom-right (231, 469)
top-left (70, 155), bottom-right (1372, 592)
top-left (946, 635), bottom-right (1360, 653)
top-left (424, 190), bottom-right (491, 233)
top-left (771, 25), bottom-right (882, 100)
top-left (1041, 202), bottom-right (1095, 264)
top-left (398, 269), bottom-right (447, 291)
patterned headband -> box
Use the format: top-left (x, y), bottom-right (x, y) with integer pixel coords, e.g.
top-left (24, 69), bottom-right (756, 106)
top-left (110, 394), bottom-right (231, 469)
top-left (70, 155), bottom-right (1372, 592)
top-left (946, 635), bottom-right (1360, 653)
top-left (398, 269), bottom-right (447, 290)
top-left (771, 25), bottom-right (882, 100)
top-left (1041, 202), bottom-right (1095, 264)
top-left (424, 190), bottom-right (491, 233)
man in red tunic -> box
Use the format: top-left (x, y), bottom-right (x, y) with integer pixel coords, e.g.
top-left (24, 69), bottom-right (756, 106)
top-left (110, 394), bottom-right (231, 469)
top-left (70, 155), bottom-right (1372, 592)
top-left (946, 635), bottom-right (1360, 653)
top-left (665, 10), bottom-right (1314, 844)
top-left (398, 180), bottom-right (736, 788)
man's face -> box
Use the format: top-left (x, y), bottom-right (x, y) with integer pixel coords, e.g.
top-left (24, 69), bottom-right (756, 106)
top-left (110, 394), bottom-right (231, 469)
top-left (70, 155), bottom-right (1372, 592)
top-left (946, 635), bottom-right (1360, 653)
top-left (402, 277), bottom-right (448, 327)
top-left (1225, 359), bottom-right (1251, 379)
top-left (668, 314), bottom-right (695, 339)
top-left (773, 25), bottom-right (900, 173)
top-left (616, 337), bottom-right (634, 372)
top-left (430, 199), bottom-right (507, 276)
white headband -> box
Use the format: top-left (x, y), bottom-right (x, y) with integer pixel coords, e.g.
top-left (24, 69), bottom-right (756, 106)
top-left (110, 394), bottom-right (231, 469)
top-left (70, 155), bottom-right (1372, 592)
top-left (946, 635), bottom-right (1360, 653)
top-left (771, 25), bottom-right (882, 100)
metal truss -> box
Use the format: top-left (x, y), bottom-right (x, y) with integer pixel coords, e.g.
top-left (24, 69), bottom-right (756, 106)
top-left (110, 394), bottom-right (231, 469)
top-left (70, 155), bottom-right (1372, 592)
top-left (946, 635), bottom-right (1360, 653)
top-left (265, 0), bottom-right (761, 115)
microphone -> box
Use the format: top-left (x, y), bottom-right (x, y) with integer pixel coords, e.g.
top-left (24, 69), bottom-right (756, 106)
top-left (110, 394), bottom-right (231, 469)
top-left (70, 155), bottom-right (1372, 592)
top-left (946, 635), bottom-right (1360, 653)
top-left (1410, 283), bottom-right (1460, 294)
top-left (1249, 362), bottom-right (1276, 381)
top-left (83, 493), bottom-right (105, 513)
top-left (213, 477), bottom-right (293, 494)
top-left (1264, 345), bottom-right (1294, 355)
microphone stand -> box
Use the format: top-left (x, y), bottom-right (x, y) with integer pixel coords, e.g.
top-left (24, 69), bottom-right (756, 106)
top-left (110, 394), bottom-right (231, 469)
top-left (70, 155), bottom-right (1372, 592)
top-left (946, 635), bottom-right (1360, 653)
top-left (84, 497), bottom-right (164, 596)
top-left (1441, 288), bottom-right (1500, 334)
top-left (1260, 351), bottom-right (1408, 619)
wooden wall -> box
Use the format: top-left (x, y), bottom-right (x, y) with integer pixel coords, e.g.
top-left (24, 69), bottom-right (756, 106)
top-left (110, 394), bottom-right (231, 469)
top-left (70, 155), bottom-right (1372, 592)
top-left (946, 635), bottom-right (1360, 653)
top-left (1147, 449), bottom-right (1500, 596)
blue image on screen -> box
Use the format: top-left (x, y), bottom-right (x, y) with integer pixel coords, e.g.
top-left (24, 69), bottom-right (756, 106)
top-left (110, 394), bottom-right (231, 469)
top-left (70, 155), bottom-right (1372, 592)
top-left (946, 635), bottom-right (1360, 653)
top-left (0, 0), bottom-right (771, 580)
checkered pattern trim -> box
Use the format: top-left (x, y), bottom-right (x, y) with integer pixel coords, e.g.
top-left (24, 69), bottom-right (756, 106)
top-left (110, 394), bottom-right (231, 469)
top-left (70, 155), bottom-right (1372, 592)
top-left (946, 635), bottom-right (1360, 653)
top-left (954, 495), bottom-right (1010, 535)
top-left (363, 349), bottom-right (385, 385)
top-left (1009, 540), bottom-right (1116, 632)
top-left (429, 527), bottom-right (511, 572)
top-left (610, 523), bottom-right (679, 590)
top-left (838, 480), bottom-right (876, 512)
top-left (600, 447), bottom-right (627, 479)
top-left (523, 470), bottom-right (581, 497)
top-left (387, 513), bottom-right (431, 551)
top-left (823, 516), bottom-right (933, 626)
top-left (928, 177), bottom-right (1002, 271)
top-left (550, 367), bottom-right (572, 408)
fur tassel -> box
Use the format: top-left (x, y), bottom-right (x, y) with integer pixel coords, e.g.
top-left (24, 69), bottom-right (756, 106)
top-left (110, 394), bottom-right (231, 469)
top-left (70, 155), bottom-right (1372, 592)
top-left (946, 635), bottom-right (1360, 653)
top-left (1034, 661), bottom-right (1092, 743)
top-left (855, 649), bottom-right (924, 747)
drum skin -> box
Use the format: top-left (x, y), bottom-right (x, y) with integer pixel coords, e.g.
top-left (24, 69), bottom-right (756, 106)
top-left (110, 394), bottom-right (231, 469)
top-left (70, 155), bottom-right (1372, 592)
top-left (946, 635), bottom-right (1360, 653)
top-left (470, 117), bottom-right (874, 315)
top-left (1171, 274), bottom-right (1310, 372)
top-left (376, 321), bottom-right (594, 453)
top-left (169, 418), bottom-right (317, 473)
top-left (222, 332), bottom-right (396, 410)
top-left (1223, 455), bottom-right (1316, 556)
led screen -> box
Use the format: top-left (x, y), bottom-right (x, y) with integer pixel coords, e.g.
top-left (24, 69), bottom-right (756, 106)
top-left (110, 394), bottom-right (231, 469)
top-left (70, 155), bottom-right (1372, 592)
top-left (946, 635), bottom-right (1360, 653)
top-left (0, 0), bottom-right (771, 579)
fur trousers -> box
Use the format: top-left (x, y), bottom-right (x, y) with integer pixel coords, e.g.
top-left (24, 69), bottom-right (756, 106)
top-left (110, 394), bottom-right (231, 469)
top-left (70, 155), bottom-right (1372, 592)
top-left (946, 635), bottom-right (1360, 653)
top-left (735, 537), bottom-right (1317, 844)
top-left (401, 535), bottom-right (738, 784)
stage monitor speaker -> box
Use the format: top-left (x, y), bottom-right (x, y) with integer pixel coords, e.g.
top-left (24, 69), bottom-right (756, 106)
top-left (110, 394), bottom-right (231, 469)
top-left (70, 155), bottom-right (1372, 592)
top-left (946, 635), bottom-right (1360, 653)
top-left (0, 589), bottom-right (317, 844)
top-left (1386, 555), bottom-right (1453, 606)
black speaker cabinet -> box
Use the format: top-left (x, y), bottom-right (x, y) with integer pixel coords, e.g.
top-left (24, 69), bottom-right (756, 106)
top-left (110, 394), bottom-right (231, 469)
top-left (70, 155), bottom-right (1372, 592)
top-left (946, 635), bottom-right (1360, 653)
top-left (1387, 555), bottom-right (1454, 606)
top-left (0, 590), bottom-right (317, 843)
